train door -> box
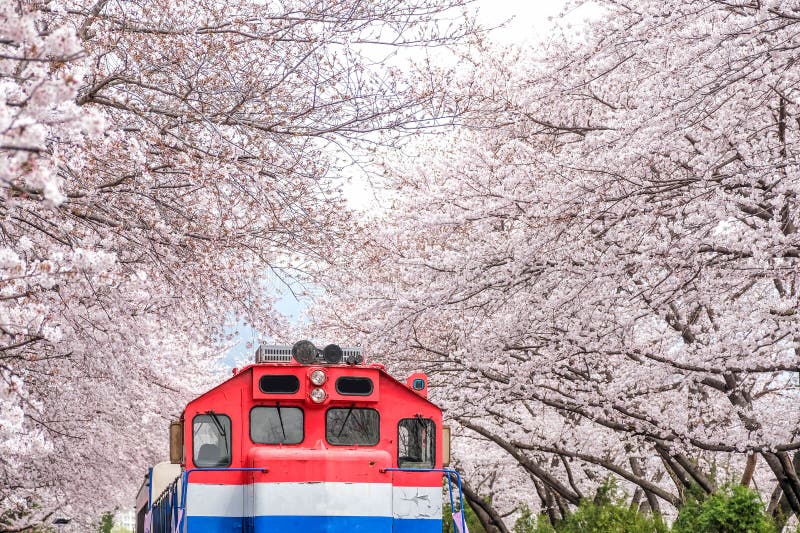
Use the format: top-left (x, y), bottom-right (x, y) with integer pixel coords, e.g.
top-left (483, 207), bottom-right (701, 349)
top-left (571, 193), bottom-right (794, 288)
top-left (393, 418), bottom-right (442, 532)
top-left (135, 472), bottom-right (150, 533)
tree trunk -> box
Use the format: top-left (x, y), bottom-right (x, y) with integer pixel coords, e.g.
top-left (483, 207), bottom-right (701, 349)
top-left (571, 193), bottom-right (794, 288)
top-left (761, 451), bottom-right (800, 515)
top-left (741, 453), bottom-right (757, 487)
top-left (673, 452), bottom-right (715, 494)
top-left (460, 419), bottom-right (581, 505)
top-left (531, 476), bottom-right (562, 526)
top-left (766, 452), bottom-right (800, 528)
top-left (655, 446), bottom-right (687, 503)
top-left (461, 479), bottom-right (510, 533)
top-left (630, 456), bottom-right (661, 516)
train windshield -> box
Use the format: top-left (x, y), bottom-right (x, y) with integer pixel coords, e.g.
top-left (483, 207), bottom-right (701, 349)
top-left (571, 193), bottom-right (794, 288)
top-left (326, 408), bottom-right (379, 446)
top-left (193, 413), bottom-right (232, 467)
top-left (398, 418), bottom-right (435, 468)
top-left (251, 405), bottom-right (303, 444)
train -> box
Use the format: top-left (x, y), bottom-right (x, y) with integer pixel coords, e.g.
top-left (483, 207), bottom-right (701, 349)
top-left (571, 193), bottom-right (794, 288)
top-left (135, 340), bottom-right (466, 533)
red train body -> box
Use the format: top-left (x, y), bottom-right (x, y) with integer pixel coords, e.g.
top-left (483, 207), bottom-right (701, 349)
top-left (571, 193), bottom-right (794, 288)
top-left (136, 342), bottom-right (462, 533)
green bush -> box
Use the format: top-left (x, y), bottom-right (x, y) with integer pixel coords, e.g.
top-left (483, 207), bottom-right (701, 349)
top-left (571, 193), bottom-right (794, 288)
top-left (512, 500), bottom-right (667, 533)
top-left (513, 504), bottom-right (548, 533)
top-left (554, 499), bottom-right (668, 533)
top-left (512, 481), bottom-right (667, 533)
top-left (514, 505), bottom-right (558, 533)
top-left (453, 480), bottom-right (777, 533)
top-left (97, 511), bottom-right (114, 533)
top-left (672, 485), bottom-right (776, 533)
top-left (442, 501), bottom-right (486, 533)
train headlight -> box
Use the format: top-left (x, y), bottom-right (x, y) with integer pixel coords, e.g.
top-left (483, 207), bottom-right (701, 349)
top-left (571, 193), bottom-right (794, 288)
top-left (292, 340), bottom-right (318, 364)
top-left (322, 344), bottom-right (343, 364)
top-left (345, 353), bottom-right (364, 365)
top-left (310, 387), bottom-right (327, 403)
top-left (310, 369), bottom-right (327, 386)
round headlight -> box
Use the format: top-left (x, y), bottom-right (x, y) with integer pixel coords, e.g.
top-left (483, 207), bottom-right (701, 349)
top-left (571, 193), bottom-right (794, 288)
top-left (322, 344), bottom-right (343, 364)
top-left (310, 369), bottom-right (327, 386)
top-left (291, 339), bottom-right (318, 364)
top-left (310, 387), bottom-right (327, 403)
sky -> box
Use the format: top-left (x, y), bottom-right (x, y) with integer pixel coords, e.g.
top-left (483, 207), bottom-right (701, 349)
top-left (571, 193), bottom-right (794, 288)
top-left (473, 0), bottom-right (569, 44)
top-left (224, 0), bottom-right (574, 365)
top-left (339, 0), bottom-right (596, 211)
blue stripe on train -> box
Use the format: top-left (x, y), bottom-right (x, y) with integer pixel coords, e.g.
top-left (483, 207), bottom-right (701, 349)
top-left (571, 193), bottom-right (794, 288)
top-left (390, 518), bottom-right (442, 533)
top-left (186, 515), bottom-right (442, 533)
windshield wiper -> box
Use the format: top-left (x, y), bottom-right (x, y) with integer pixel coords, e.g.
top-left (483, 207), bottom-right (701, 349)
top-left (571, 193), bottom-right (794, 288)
top-left (337, 405), bottom-right (355, 438)
top-left (206, 410), bottom-right (229, 457)
top-left (275, 402), bottom-right (286, 441)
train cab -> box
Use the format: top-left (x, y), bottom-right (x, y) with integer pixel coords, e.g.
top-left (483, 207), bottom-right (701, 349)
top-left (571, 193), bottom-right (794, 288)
top-left (139, 341), bottom-right (457, 533)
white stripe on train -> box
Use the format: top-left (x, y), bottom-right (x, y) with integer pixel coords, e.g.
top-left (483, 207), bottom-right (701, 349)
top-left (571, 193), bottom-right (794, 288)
top-left (185, 483), bottom-right (442, 519)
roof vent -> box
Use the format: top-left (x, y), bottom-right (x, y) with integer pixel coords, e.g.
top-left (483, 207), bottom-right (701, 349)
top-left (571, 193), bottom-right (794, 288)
top-left (342, 347), bottom-right (364, 364)
top-left (255, 342), bottom-right (364, 364)
top-left (255, 344), bottom-right (293, 363)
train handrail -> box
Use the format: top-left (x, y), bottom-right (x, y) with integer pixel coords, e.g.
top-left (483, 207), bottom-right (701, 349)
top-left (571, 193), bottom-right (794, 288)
top-left (146, 477), bottom-right (181, 533)
top-left (381, 467), bottom-right (467, 533)
top-left (177, 467), bottom-right (268, 533)
top-left (172, 466), bottom-right (463, 533)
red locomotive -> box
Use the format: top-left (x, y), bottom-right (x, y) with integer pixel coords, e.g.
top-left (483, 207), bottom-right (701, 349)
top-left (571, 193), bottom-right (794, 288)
top-left (135, 340), bottom-right (465, 533)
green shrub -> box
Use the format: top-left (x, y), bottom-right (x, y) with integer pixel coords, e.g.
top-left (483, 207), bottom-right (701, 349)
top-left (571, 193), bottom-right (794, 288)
top-left (513, 505), bottom-right (558, 533)
top-left (442, 501), bottom-right (486, 533)
top-left (514, 504), bottom-right (549, 533)
top-left (672, 484), bottom-right (776, 533)
top-left (556, 500), bottom-right (668, 533)
top-left (97, 511), bottom-right (114, 533)
top-left (512, 481), bottom-right (667, 533)
top-left (453, 480), bottom-right (777, 533)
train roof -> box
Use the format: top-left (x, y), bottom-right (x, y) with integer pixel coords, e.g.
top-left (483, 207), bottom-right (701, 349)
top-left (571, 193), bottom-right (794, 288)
top-left (180, 358), bottom-right (439, 419)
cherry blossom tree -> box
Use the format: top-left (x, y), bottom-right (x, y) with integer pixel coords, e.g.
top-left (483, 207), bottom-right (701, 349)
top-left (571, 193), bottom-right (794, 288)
top-left (313, 0), bottom-right (800, 528)
top-left (1, 0), bottom-right (474, 528)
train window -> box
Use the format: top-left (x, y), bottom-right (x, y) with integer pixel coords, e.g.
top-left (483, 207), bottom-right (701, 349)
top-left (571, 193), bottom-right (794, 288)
top-left (259, 374), bottom-right (300, 394)
top-left (398, 418), bottom-right (435, 469)
top-left (326, 408), bottom-right (380, 445)
top-left (136, 506), bottom-right (146, 533)
top-left (192, 413), bottom-right (232, 467)
top-left (335, 377), bottom-right (373, 396)
top-left (251, 406), bottom-right (303, 444)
